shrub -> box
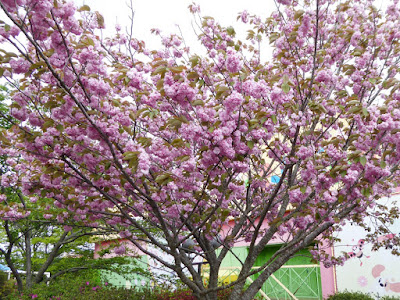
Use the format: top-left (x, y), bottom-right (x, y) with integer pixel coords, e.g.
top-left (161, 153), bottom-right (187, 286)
top-left (5, 270), bottom-right (102, 300)
top-left (379, 296), bottom-right (400, 300)
top-left (327, 291), bottom-right (375, 300)
top-left (7, 285), bottom-right (157, 300)
top-left (156, 289), bottom-right (196, 300)
top-left (4, 279), bottom-right (256, 299)
top-left (0, 271), bottom-right (15, 298)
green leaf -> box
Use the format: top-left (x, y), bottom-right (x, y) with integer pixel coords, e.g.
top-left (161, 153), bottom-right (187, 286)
top-left (78, 5), bottom-right (91, 12)
top-left (171, 138), bottom-right (185, 148)
top-left (362, 107), bottom-right (369, 117)
top-left (137, 137), bottom-right (152, 147)
top-left (167, 118), bottom-right (183, 131)
top-left (216, 85), bottom-right (230, 99)
top-left (170, 66), bottom-right (185, 73)
top-left (155, 174), bottom-right (172, 186)
top-left (382, 78), bottom-right (397, 89)
top-left (5, 52), bottom-right (18, 58)
top-left (95, 12), bottom-right (105, 28)
top-left (380, 160), bottom-right (387, 168)
top-left (360, 156), bottom-right (367, 166)
top-left (271, 115), bottom-right (277, 124)
top-left (190, 56), bottom-right (200, 67)
top-left (294, 10), bottom-right (304, 19)
top-left (152, 66), bottom-right (167, 76)
top-left (43, 119), bottom-right (54, 131)
top-left (192, 99), bottom-right (204, 106)
top-left (269, 32), bottom-right (280, 44)
top-left (187, 72), bottom-right (199, 80)
top-left (347, 100), bottom-right (360, 106)
top-left (227, 26), bottom-right (236, 36)
top-left (29, 61), bottom-right (47, 70)
top-left (282, 75), bottom-right (289, 84)
top-left (362, 187), bottom-right (371, 197)
top-left (282, 83), bottom-right (290, 94)
top-left (56, 124), bottom-right (64, 132)
top-left (123, 151), bottom-right (140, 160)
top-left (176, 155), bottom-right (190, 162)
top-left (156, 79), bottom-right (164, 90)
top-left (336, 90), bottom-right (348, 98)
top-left (348, 106), bottom-right (362, 114)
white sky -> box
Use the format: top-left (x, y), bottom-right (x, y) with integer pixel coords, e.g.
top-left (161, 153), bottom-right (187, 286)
top-left (0, 0), bottom-right (393, 58)
top-left (76, 0), bottom-right (276, 54)
top-left (74, 0), bottom-right (392, 57)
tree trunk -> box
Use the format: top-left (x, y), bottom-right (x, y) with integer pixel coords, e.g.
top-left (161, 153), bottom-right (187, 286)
top-left (4, 254), bottom-right (23, 292)
top-left (2, 222), bottom-right (23, 291)
top-left (25, 228), bottom-right (32, 290)
top-left (34, 231), bottom-right (68, 284)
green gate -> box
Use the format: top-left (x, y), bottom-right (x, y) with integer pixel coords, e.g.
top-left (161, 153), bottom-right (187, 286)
top-left (252, 245), bottom-right (322, 300)
top-left (205, 245), bottom-right (322, 300)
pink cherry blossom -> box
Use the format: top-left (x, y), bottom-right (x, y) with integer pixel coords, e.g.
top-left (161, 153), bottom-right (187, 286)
top-left (0, 0), bottom-right (399, 299)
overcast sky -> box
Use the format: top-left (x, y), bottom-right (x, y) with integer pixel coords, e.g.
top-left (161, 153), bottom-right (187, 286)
top-left (0, 0), bottom-right (393, 57)
top-left (74, 0), bottom-right (392, 57)
top-left (75, 0), bottom-right (275, 53)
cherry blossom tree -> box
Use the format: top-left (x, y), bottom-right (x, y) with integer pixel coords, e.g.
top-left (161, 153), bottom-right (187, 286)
top-left (1, 0), bottom-right (400, 299)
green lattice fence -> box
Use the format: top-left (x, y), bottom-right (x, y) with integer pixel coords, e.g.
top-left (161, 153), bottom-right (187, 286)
top-left (202, 245), bottom-right (323, 300)
top-left (254, 265), bottom-right (322, 300)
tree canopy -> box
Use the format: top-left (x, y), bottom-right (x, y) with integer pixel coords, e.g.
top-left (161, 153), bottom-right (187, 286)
top-left (1, 0), bottom-right (400, 299)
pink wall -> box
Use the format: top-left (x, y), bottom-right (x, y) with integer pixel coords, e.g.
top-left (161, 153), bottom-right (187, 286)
top-left (220, 218), bottom-right (292, 246)
top-left (319, 241), bottom-right (337, 299)
top-left (94, 239), bottom-right (147, 259)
